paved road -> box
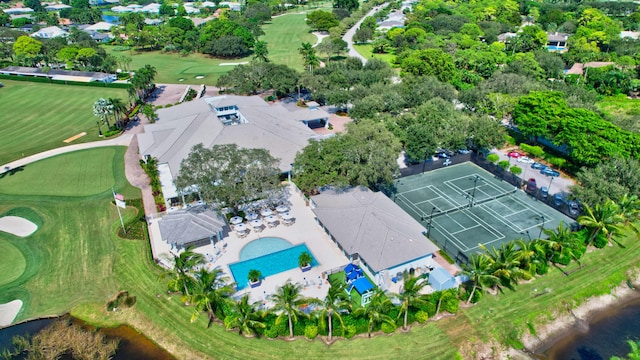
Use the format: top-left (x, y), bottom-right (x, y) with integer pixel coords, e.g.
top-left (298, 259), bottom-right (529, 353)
top-left (343, 3), bottom-right (388, 64)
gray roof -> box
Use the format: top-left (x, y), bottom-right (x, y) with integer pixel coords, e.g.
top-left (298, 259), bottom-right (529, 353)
top-left (547, 32), bottom-right (569, 42)
top-left (311, 187), bottom-right (439, 273)
top-left (158, 205), bottom-right (227, 246)
top-left (137, 95), bottom-right (318, 175)
top-left (292, 107), bottom-right (329, 122)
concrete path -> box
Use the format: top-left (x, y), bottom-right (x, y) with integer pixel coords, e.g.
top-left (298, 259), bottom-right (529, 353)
top-left (343, 3), bottom-right (388, 64)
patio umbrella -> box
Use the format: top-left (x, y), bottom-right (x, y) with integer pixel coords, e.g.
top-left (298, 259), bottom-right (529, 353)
top-left (266, 215), bottom-right (278, 223)
top-left (246, 212), bottom-right (259, 221)
top-left (281, 212), bottom-right (293, 220)
top-left (276, 205), bottom-right (289, 213)
top-left (250, 219), bottom-right (264, 228)
top-left (230, 216), bottom-right (243, 225)
top-left (260, 208), bottom-right (273, 217)
top-left (235, 223), bottom-right (247, 231)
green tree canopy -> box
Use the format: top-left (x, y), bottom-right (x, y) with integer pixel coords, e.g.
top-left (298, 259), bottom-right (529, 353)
top-left (400, 49), bottom-right (457, 83)
top-left (306, 10), bottom-right (339, 31)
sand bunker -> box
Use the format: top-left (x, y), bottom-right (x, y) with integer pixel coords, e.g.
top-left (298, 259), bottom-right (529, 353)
top-left (0, 300), bottom-right (23, 327)
top-left (63, 132), bottom-right (87, 143)
top-left (0, 216), bottom-right (38, 237)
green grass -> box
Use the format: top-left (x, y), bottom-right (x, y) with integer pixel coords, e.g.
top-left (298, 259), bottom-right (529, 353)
top-left (261, 13), bottom-right (317, 70)
top-left (596, 94), bottom-right (640, 132)
top-left (353, 44), bottom-right (397, 65)
top-left (0, 147), bottom-right (139, 320)
top-left (0, 241), bottom-right (26, 287)
top-left (0, 80), bottom-right (127, 165)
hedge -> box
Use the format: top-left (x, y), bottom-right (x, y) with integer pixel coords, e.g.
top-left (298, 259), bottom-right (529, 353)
top-left (0, 74), bottom-right (132, 88)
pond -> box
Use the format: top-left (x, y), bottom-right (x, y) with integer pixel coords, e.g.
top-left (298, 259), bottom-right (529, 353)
top-left (0, 316), bottom-right (175, 360)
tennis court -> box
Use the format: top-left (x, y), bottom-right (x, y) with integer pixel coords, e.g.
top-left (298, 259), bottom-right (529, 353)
top-left (392, 162), bottom-right (576, 262)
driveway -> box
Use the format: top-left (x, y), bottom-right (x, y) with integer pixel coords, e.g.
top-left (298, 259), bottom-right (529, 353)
top-left (491, 148), bottom-right (575, 195)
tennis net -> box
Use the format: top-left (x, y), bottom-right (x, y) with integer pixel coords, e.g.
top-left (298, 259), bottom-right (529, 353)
top-left (431, 188), bottom-right (518, 218)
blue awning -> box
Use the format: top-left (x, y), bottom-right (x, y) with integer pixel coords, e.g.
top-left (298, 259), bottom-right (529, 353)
top-left (352, 277), bottom-right (374, 294)
top-left (346, 270), bottom-right (361, 281)
top-left (344, 263), bottom-right (358, 274)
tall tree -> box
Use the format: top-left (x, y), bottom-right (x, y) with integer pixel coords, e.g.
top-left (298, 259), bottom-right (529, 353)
top-left (161, 246), bottom-right (204, 296)
top-left (394, 274), bottom-right (429, 330)
top-left (316, 278), bottom-right (350, 342)
top-left (93, 98), bottom-right (114, 130)
top-left (252, 40), bottom-right (269, 62)
top-left (578, 200), bottom-right (625, 247)
top-left (225, 295), bottom-right (266, 336)
top-left (175, 144), bottom-right (281, 213)
top-left (460, 254), bottom-right (498, 304)
top-left (271, 281), bottom-right (318, 338)
top-left (13, 36), bottom-right (41, 66)
top-left (353, 289), bottom-right (395, 337)
top-left (108, 98), bottom-right (128, 128)
top-left (187, 268), bottom-right (235, 324)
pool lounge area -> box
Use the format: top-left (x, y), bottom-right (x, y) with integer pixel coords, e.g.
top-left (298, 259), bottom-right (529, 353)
top-left (230, 240), bottom-right (319, 290)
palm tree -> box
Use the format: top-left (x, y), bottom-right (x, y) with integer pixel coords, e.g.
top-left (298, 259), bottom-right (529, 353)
top-left (108, 97), bottom-right (128, 129)
top-left (188, 267), bottom-right (235, 324)
top-left (161, 246), bottom-right (204, 296)
top-left (578, 200), bottom-right (625, 247)
top-left (270, 281), bottom-right (319, 338)
top-left (515, 239), bottom-right (544, 275)
top-left (541, 222), bottom-right (583, 269)
top-left (460, 254), bottom-right (499, 304)
top-left (618, 194), bottom-right (640, 225)
top-left (93, 98), bottom-right (114, 130)
top-left (480, 243), bottom-right (529, 292)
top-left (353, 289), bottom-right (395, 337)
top-left (225, 294), bottom-right (266, 336)
top-left (394, 274), bottom-right (429, 330)
top-left (316, 278), bottom-right (350, 342)
top-left (253, 40), bottom-right (269, 62)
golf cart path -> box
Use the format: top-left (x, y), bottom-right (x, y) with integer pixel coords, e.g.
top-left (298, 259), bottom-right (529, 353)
top-left (342, 3), bottom-right (388, 64)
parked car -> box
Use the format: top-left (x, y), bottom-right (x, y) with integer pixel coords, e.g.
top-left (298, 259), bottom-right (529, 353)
top-left (531, 162), bottom-right (547, 170)
top-left (517, 156), bottom-right (534, 164)
top-left (541, 168), bottom-right (560, 177)
top-left (436, 152), bottom-right (450, 159)
top-left (553, 193), bottom-right (567, 207)
top-left (508, 151), bottom-right (524, 158)
top-left (568, 201), bottom-right (581, 215)
top-left (540, 186), bottom-right (549, 198)
top-left (458, 148), bottom-right (472, 154)
top-left (526, 178), bottom-right (537, 192)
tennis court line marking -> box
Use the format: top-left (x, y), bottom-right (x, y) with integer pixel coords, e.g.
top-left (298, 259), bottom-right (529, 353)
top-left (444, 173), bottom-right (510, 199)
top-left (459, 207), bottom-right (505, 240)
top-left (428, 185), bottom-right (466, 210)
top-left (430, 223), bottom-right (472, 251)
top-left (396, 193), bottom-right (428, 218)
top-left (395, 184), bottom-right (435, 198)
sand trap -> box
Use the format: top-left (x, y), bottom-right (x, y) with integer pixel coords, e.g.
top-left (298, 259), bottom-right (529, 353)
top-left (195, 75), bottom-right (205, 79)
top-left (312, 31), bottom-right (329, 47)
top-left (219, 62), bottom-right (249, 66)
top-left (0, 300), bottom-right (23, 327)
top-left (63, 132), bottom-right (87, 143)
top-left (0, 216), bottom-right (38, 237)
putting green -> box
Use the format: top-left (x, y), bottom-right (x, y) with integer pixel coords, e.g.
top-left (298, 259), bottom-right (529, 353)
top-left (0, 240), bottom-right (26, 287)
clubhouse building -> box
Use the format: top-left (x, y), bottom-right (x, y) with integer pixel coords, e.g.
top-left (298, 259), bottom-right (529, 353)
top-left (137, 95), bottom-right (330, 210)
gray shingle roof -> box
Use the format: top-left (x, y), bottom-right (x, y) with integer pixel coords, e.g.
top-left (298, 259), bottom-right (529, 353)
top-left (137, 95), bottom-right (318, 175)
top-left (311, 187), bottom-right (439, 273)
top-left (158, 205), bottom-right (227, 246)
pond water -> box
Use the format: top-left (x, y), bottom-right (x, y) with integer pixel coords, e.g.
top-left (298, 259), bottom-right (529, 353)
top-left (0, 316), bottom-right (175, 360)
top-left (535, 295), bottom-right (640, 360)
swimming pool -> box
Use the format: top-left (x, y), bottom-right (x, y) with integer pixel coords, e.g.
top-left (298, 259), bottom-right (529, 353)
top-left (239, 237), bottom-right (292, 261)
top-left (547, 45), bottom-right (566, 51)
top-left (229, 243), bottom-right (319, 290)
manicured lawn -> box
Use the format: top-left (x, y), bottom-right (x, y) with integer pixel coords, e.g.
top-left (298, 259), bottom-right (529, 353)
top-left (103, 47), bottom-right (252, 85)
top-left (353, 44), bottom-right (398, 65)
top-left (0, 241), bottom-right (26, 287)
top-left (0, 80), bottom-right (127, 165)
top-left (261, 13), bottom-right (317, 70)
top-left (0, 147), bottom-right (139, 321)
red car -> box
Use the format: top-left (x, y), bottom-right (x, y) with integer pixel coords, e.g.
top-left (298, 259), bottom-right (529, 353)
top-left (508, 151), bottom-right (524, 158)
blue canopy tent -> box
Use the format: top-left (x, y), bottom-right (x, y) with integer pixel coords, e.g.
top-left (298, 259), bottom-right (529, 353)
top-left (348, 277), bottom-right (375, 306)
top-left (429, 267), bottom-right (456, 291)
top-left (346, 268), bottom-right (362, 282)
top-left (344, 263), bottom-right (358, 274)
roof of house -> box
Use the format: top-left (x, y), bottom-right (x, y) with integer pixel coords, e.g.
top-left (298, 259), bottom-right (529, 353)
top-left (30, 26), bottom-right (68, 38)
top-left (429, 267), bottom-right (456, 291)
top-left (84, 21), bottom-right (114, 31)
top-left (311, 187), bottom-right (439, 273)
top-left (292, 107), bottom-right (330, 122)
top-left (157, 205), bottom-right (227, 246)
top-left (566, 62), bottom-right (615, 75)
top-left (497, 32), bottom-right (517, 42)
top-left (137, 95), bottom-right (319, 176)
top-left (547, 32), bottom-right (569, 42)
top-left (45, 4), bottom-right (72, 11)
top-left (621, 31), bottom-right (640, 40)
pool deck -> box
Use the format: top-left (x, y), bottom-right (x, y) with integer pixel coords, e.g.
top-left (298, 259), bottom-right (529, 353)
top-left (148, 184), bottom-right (350, 307)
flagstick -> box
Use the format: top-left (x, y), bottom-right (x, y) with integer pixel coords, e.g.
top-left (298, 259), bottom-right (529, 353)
top-left (113, 188), bottom-right (126, 234)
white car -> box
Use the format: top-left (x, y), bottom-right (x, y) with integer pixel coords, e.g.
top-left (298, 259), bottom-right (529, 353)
top-left (517, 156), bottom-right (534, 164)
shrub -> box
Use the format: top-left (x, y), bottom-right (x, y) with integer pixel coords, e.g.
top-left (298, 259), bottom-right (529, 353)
top-left (304, 325), bottom-right (318, 339)
top-left (510, 165), bottom-right (522, 176)
top-left (415, 310), bottom-right (429, 323)
top-left (440, 290), bottom-right (459, 314)
top-left (224, 315), bottom-right (235, 330)
top-left (123, 295), bottom-right (137, 307)
top-left (345, 325), bottom-right (357, 339)
top-left (545, 156), bottom-right (567, 169)
top-left (594, 234), bottom-right (608, 248)
top-left (520, 143), bottom-right (544, 158)
top-left (265, 327), bottom-right (278, 338)
top-left (486, 153), bottom-right (499, 163)
top-left (536, 261), bottom-right (549, 275)
top-left (552, 253), bottom-right (571, 265)
top-left (355, 317), bottom-right (369, 334)
top-left (505, 135), bottom-right (516, 146)
top-left (498, 160), bottom-right (510, 170)
top-left (381, 322), bottom-right (396, 334)
top-left (106, 300), bottom-right (116, 312)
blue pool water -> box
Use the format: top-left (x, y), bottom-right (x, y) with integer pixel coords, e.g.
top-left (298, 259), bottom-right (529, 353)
top-left (547, 45), bottom-right (566, 51)
top-left (239, 237), bottom-right (292, 261)
top-left (229, 243), bottom-right (319, 290)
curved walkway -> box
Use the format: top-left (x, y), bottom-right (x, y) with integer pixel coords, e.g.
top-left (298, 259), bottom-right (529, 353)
top-left (342, 3), bottom-right (388, 64)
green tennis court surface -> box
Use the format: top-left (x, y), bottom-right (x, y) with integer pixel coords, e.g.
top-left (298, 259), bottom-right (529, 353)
top-left (392, 162), bottom-right (576, 263)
